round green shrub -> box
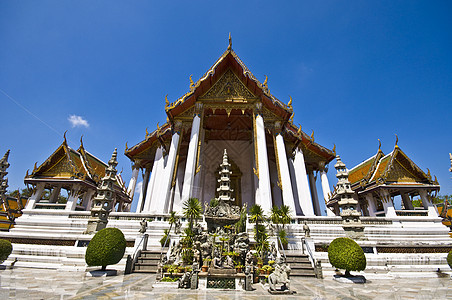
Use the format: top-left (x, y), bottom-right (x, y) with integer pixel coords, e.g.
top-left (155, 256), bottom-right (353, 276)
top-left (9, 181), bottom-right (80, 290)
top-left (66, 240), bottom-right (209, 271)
top-left (85, 228), bottom-right (126, 270)
top-left (447, 250), bottom-right (452, 269)
top-left (0, 239), bottom-right (13, 262)
top-left (328, 237), bottom-right (366, 275)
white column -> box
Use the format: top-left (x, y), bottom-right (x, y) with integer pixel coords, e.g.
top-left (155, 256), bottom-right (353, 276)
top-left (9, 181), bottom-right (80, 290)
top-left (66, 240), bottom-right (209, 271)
top-left (401, 192), bottom-right (414, 210)
top-left (143, 147), bottom-right (164, 212)
top-left (48, 185), bottom-right (61, 203)
top-left (308, 171), bottom-right (321, 216)
top-left (127, 165), bottom-right (139, 199)
top-left (25, 183), bottom-right (45, 210)
top-left (148, 147), bottom-right (166, 213)
top-left (275, 133), bottom-right (296, 214)
top-left (157, 123), bottom-right (181, 214)
top-left (320, 169), bottom-right (335, 216)
top-left (292, 148), bottom-right (314, 216)
top-left (365, 193), bottom-right (377, 217)
top-left (136, 168), bottom-right (150, 213)
top-left (255, 112), bottom-right (272, 214)
top-left (380, 190), bottom-right (396, 217)
top-left (65, 185), bottom-right (80, 211)
top-left (419, 190), bottom-right (438, 217)
top-left (84, 189), bottom-right (96, 211)
top-left (181, 112), bottom-right (201, 204)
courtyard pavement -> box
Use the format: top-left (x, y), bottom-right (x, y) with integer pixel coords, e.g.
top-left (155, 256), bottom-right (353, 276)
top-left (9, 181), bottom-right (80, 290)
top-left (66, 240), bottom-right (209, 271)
top-left (0, 268), bottom-right (451, 299)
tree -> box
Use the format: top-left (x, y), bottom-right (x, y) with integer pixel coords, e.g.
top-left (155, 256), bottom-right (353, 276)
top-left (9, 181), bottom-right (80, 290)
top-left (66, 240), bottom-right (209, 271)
top-left (447, 250), bottom-right (452, 270)
top-left (85, 228), bottom-right (127, 271)
top-left (182, 197), bottom-right (202, 231)
top-left (0, 239), bottom-right (12, 263)
top-left (328, 237), bottom-right (366, 276)
top-left (249, 204), bottom-right (267, 258)
top-left (168, 211), bottom-right (179, 234)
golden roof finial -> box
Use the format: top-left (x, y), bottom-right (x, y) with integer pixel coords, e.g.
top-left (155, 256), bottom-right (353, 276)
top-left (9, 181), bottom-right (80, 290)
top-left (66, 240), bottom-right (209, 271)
top-left (157, 122), bottom-right (161, 133)
top-left (80, 135), bottom-right (84, 148)
top-left (145, 128), bottom-right (149, 137)
top-left (228, 32), bottom-right (232, 50)
top-left (297, 124), bottom-right (302, 136)
top-left (395, 134), bottom-right (399, 148)
top-left (332, 144), bottom-right (336, 156)
top-left (189, 75), bottom-right (195, 90)
top-left (427, 168), bottom-right (432, 180)
top-left (165, 94), bottom-right (169, 107)
top-left (33, 162), bottom-right (38, 172)
top-left (125, 142), bottom-right (128, 151)
top-left (25, 169), bottom-right (29, 178)
top-left (310, 130), bottom-right (314, 142)
top-left (288, 96), bottom-right (293, 111)
top-left (263, 75), bottom-right (268, 89)
top-left (289, 113), bottom-right (294, 124)
top-left (63, 130), bottom-right (68, 144)
top-left (378, 139), bottom-right (381, 151)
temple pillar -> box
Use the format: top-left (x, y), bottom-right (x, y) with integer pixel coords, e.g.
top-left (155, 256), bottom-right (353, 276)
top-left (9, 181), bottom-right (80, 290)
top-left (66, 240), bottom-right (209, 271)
top-left (401, 192), bottom-right (414, 210)
top-left (48, 185), bottom-right (61, 203)
top-left (157, 121), bottom-right (182, 214)
top-left (380, 190), bottom-right (396, 217)
top-left (136, 168), bottom-right (150, 213)
top-left (254, 106), bottom-right (272, 214)
top-left (308, 170), bottom-right (321, 216)
top-left (84, 189), bottom-right (96, 211)
top-left (419, 189), bottom-right (438, 217)
top-left (274, 128), bottom-right (296, 214)
top-left (319, 165), bottom-right (335, 216)
top-left (365, 193), bottom-right (377, 217)
top-left (65, 185), bottom-right (81, 211)
top-left (25, 182), bottom-right (45, 210)
top-left (126, 165), bottom-right (139, 200)
top-left (292, 148), bottom-right (314, 216)
top-left (181, 103), bottom-right (202, 205)
top-left (143, 147), bottom-right (164, 212)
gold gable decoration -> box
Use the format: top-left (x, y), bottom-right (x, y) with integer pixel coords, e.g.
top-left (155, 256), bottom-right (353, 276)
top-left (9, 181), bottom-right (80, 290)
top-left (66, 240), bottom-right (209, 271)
top-left (199, 69), bottom-right (256, 101)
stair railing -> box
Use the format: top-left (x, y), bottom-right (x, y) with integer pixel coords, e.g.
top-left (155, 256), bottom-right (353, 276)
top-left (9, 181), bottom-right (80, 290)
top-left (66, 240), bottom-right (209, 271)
top-left (301, 237), bottom-right (322, 278)
top-left (126, 233), bottom-right (148, 274)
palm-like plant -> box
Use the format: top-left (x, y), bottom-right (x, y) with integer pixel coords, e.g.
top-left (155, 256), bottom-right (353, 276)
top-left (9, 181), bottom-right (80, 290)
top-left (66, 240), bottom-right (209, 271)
top-left (168, 211), bottom-right (179, 234)
top-left (183, 197), bottom-right (202, 231)
top-left (279, 205), bottom-right (292, 229)
top-left (249, 204), bottom-right (267, 258)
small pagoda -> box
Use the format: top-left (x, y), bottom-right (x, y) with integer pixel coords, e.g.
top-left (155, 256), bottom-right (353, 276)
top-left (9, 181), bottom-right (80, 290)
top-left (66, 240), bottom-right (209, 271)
top-left (85, 149), bottom-right (119, 234)
top-left (333, 155), bottom-right (364, 239)
top-left (204, 149), bottom-right (240, 232)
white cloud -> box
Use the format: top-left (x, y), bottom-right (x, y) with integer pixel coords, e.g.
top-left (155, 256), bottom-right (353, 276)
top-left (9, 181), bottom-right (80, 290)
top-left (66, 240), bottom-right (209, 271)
top-left (68, 115), bottom-right (89, 128)
top-left (135, 181), bottom-right (143, 194)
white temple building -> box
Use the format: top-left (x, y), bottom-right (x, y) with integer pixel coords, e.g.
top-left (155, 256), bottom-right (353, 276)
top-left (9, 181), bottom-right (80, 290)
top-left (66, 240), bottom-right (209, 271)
top-left (125, 39), bottom-right (336, 216)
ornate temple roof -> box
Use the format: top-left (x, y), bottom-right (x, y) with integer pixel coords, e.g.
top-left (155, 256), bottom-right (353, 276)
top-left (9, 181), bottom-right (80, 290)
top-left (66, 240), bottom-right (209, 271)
top-left (346, 143), bottom-right (439, 194)
top-left (125, 38), bottom-right (335, 168)
top-left (25, 136), bottom-right (130, 202)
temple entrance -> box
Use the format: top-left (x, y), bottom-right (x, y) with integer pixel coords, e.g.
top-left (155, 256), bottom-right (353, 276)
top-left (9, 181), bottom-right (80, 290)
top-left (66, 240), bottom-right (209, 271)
top-left (215, 159), bottom-right (242, 207)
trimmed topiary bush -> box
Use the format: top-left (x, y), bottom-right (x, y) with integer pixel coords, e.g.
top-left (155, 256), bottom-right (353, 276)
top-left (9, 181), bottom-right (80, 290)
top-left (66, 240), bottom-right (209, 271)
top-left (447, 250), bottom-right (452, 269)
top-left (328, 237), bottom-right (366, 276)
top-left (0, 239), bottom-right (13, 263)
top-left (85, 228), bottom-right (126, 271)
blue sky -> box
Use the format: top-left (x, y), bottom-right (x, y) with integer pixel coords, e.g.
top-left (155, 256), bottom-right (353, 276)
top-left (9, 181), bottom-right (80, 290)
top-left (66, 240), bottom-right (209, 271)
top-left (1, 1), bottom-right (451, 213)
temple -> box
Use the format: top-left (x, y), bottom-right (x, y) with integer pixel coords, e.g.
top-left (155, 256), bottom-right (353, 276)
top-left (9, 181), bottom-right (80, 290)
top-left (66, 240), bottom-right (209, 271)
top-left (24, 136), bottom-right (131, 212)
top-left (125, 39), bottom-right (335, 216)
top-left (327, 141), bottom-right (440, 218)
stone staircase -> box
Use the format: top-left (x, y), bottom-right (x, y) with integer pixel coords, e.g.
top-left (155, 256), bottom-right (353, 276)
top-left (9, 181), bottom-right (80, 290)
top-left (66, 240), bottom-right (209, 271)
top-left (284, 253), bottom-right (316, 277)
top-left (133, 250), bottom-right (161, 273)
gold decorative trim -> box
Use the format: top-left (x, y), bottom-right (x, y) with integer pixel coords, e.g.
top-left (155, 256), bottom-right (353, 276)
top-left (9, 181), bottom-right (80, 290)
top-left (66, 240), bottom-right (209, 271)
top-left (171, 134), bottom-right (182, 187)
top-left (273, 133), bottom-right (283, 190)
top-left (253, 111), bottom-right (259, 179)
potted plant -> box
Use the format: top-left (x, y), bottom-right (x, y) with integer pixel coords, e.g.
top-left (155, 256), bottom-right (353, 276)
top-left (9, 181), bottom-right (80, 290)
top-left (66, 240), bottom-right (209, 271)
top-left (235, 263), bottom-right (243, 273)
top-left (262, 265), bottom-right (273, 274)
top-left (257, 257), bottom-right (263, 269)
top-left (202, 258), bottom-right (211, 272)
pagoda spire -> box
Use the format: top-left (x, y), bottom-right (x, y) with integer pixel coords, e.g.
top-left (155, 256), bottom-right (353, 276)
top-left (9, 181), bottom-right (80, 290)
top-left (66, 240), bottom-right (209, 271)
top-left (216, 149), bottom-right (235, 203)
top-left (228, 33), bottom-right (232, 50)
top-left (85, 148), bottom-right (118, 234)
top-left (0, 150), bottom-right (10, 205)
top-left (334, 155), bottom-right (365, 240)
